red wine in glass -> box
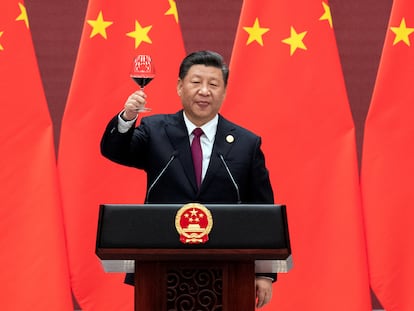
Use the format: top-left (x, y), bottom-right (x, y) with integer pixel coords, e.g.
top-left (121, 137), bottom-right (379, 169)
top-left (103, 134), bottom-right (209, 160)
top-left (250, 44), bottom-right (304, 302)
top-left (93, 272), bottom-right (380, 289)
top-left (132, 76), bottom-right (153, 88)
top-left (130, 55), bottom-right (155, 111)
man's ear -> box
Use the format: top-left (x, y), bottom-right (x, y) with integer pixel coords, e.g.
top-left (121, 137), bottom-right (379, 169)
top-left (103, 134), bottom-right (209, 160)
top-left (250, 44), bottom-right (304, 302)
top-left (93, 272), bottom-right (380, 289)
top-left (177, 78), bottom-right (182, 96)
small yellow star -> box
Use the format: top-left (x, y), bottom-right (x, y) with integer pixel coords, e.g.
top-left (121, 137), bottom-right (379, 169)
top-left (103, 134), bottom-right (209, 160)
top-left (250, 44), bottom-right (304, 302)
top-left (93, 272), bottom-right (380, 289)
top-left (282, 26), bottom-right (307, 56)
top-left (0, 31), bottom-right (4, 51)
top-left (390, 17), bottom-right (414, 46)
top-left (165, 0), bottom-right (179, 24)
top-left (16, 2), bottom-right (29, 28)
top-left (126, 20), bottom-right (152, 48)
top-left (319, 2), bottom-right (333, 28)
top-left (243, 18), bottom-right (270, 46)
top-left (87, 11), bottom-right (113, 39)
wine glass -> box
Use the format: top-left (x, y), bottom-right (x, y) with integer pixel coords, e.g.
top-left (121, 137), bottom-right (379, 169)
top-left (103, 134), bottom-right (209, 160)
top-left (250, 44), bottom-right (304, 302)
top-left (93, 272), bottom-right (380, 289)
top-left (130, 54), bottom-right (155, 112)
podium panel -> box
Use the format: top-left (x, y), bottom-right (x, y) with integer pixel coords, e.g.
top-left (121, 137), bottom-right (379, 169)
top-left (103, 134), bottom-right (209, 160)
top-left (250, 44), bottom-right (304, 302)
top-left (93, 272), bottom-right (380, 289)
top-left (96, 204), bottom-right (291, 311)
top-left (135, 261), bottom-right (255, 311)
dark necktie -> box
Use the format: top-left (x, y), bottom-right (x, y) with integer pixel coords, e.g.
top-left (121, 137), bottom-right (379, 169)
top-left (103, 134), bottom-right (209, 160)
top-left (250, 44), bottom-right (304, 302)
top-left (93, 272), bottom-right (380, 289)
top-left (191, 128), bottom-right (204, 188)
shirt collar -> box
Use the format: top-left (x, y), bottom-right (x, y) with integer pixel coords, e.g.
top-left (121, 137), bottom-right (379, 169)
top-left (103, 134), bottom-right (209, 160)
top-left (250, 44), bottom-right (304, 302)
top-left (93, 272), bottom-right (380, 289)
top-left (183, 112), bottom-right (218, 142)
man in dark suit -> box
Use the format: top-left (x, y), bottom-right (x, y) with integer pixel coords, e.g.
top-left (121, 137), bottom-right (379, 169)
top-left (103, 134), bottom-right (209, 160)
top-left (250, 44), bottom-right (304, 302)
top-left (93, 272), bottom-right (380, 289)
top-left (101, 50), bottom-right (275, 308)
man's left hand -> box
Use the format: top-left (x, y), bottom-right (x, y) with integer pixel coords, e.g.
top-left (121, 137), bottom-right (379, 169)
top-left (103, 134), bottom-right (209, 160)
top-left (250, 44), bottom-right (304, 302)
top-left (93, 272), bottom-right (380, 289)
top-left (255, 277), bottom-right (273, 308)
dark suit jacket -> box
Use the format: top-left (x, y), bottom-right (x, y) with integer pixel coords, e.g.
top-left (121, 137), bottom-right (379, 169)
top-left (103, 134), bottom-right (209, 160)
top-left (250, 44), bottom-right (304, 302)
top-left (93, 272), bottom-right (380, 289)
top-left (101, 110), bottom-right (274, 204)
top-left (100, 110), bottom-right (276, 283)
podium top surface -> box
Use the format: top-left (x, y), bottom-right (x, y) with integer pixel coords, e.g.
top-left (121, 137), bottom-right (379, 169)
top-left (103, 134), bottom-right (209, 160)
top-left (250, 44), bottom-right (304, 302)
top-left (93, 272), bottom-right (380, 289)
top-left (96, 204), bottom-right (291, 260)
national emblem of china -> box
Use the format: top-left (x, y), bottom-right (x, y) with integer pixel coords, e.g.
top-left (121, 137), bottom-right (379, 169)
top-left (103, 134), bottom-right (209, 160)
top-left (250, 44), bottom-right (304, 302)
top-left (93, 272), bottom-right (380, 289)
top-left (175, 203), bottom-right (213, 244)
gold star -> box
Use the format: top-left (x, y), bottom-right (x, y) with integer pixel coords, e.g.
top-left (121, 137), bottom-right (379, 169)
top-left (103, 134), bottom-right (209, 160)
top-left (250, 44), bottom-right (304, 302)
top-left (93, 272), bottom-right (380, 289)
top-left (390, 18), bottom-right (414, 46)
top-left (282, 26), bottom-right (307, 56)
top-left (165, 0), bottom-right (179, 23)
top-left (87, 11), bottom-right (113, 39)
top-left (0, 31), bottom-right (4, 51)
top-left (243, 18), bottom-right (269, 46)
top-left (16, 2), bottom-right (29, 28)
top-left (126, 20), bottom-right (152, 48)
top-left (319, 2), bottom-right (333, 28)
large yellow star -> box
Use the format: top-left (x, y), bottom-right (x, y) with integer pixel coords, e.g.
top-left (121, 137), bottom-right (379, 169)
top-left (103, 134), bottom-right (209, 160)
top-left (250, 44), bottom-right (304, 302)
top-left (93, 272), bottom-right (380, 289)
top-left (319, 2), bottom-right (333, 28)
top-left (16, 2), bottom-right (29, 28)
top-left (243, 18), bottom-right (269, 46)
top-left (87, 11), bottom-right (113, 39)
top-left (126, 20), bottom-right (152, 48)
top-left (282, 26), bottom-right (307, 56)
top-left (165, 0), bottom-right (179, 23)
top-left (0, 31), bottom-right (4, 51)
top-left (390, 17), bottom-right (414, 46)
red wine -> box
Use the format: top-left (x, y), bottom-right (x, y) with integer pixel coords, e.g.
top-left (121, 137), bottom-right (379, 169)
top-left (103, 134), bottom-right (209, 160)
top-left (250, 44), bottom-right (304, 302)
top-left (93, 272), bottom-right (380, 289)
top-left (132, 77), bottom-right (153, 88)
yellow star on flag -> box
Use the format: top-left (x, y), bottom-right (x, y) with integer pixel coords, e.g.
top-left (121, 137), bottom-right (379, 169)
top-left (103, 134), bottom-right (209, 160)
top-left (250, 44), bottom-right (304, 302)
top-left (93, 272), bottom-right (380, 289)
top-left (16, 3), bottom-right (29, 28)
top-left (390, 17), bottom-right (414, 46)
top-left (126, 20), bottom-right (152, 48)
top-left (243, 18), bottom-right (269, 46)
top-left (87, 11), bottom-right (113, 39)
top-left (282, 26), bottom-right (308, 56)
top-left (0, 31), bottom-right (4, 51)
top-left (319, 2), bottom-right (333, 28)
top-left (165, 0), bottom-right (179, 23)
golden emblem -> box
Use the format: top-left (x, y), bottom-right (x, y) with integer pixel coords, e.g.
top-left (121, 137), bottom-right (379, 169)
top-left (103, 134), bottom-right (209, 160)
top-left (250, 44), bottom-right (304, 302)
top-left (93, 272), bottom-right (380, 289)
top-left (175, 203), bottom-right (213, 244)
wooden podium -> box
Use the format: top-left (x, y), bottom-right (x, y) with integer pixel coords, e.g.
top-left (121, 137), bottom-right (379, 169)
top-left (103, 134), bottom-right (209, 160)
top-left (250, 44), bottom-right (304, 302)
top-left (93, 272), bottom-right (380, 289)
top-left (96, 203), bottom-right (291, 311)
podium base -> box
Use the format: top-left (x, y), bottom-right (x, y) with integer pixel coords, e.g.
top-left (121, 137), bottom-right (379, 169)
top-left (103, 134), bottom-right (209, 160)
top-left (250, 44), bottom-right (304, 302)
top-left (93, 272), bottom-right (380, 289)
top-left (134, 261), bottom-right (256, 311)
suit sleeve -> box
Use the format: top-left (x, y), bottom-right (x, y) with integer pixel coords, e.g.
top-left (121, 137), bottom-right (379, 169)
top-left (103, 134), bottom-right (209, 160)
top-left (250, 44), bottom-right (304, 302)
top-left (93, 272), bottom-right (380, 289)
top-left (100, 114), bottom-right (140, 167)
top-left (247, 136), bottom-right (274, 203)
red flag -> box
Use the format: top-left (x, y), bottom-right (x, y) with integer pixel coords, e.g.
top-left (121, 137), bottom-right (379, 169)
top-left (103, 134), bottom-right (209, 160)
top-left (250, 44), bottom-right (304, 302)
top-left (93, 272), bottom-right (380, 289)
top-left (0, 1), bottom-right (72, 310)
top-left (58, 0), bottom-right (186, 309)
top-left (361, 1), bottom-right (414, 309)
top-left (222, 1), bottom-right (371, 310)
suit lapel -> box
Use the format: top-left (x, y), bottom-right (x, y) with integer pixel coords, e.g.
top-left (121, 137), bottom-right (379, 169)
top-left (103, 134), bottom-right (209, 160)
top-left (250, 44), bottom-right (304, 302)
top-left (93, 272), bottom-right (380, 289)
top-left (202, 116), bottom-right (236, 190)
top-left (165, 111), bottom-right (198, 192)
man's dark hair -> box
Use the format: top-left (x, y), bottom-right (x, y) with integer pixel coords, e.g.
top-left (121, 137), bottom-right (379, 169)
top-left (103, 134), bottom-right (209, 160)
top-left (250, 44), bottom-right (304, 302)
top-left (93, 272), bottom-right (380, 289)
top-left (178, 50), bottom-right (229, 86)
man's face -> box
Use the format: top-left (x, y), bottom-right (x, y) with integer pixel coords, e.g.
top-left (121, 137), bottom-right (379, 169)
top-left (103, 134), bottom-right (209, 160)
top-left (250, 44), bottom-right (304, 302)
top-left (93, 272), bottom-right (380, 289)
top-left (177, 64), bottom-right (226, 126)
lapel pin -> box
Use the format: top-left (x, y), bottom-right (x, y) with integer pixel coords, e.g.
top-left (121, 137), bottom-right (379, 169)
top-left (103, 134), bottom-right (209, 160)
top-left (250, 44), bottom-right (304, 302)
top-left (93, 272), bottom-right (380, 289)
top-left (226, 135), bottom-right (235, 143)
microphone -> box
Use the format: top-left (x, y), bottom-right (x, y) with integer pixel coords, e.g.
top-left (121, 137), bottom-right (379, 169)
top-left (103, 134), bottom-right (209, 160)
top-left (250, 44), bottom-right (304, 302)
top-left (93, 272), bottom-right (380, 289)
top-left (146, 151), bottom-right (178, 203)
top-left (218, 153), bottom-right (241, 204)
